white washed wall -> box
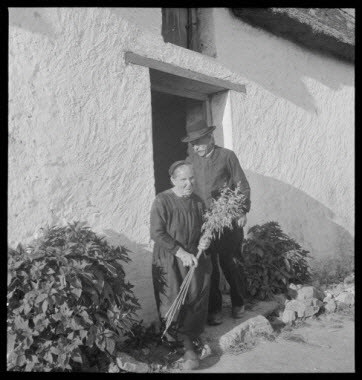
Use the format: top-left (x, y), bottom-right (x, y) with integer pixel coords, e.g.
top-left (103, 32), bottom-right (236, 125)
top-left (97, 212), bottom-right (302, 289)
top-left (9, 7), bottom-right (246, 323)
top-left (212, 8), bottom-right (354, 260)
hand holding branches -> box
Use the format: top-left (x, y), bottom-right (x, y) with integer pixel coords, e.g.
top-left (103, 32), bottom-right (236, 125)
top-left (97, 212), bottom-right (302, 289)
top-left (176, 247), bottom-right (198, 267)
top-left (236, 213), bottom-right (247, 228)
top-left (198, 235), bottom-right (211, 251)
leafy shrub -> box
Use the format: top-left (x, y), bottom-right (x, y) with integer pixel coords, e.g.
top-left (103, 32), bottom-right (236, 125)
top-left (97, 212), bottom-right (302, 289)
top-left (7, 222), bottom-right (140, 372)
top-left (123, 321), bottom-right (161, 351)
top-left (239, 221), bottom-right (311, 300)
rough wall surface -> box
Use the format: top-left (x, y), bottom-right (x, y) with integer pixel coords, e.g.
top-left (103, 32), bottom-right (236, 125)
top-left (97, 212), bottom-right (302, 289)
top-left (9, 7), bottom-right (161, 322)
top-left (212, 8), bottom-right (354, 259)
top-left (9, 7), bottom-right (354, 323)
top-left (8, 7), bottom-right (249, 323)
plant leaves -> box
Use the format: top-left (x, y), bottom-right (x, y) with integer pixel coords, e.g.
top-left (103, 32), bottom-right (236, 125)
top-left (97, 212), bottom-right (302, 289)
top-left (71, 288), bottom-right (82, 299)
top-left (106, 337), bottom-right (115, 354)
top-left (7, 221), bottom-right (141, 372)
top-left (35, 293), bottom-right (48, 305)
top-left (42, 299), bottom-right (49, 313)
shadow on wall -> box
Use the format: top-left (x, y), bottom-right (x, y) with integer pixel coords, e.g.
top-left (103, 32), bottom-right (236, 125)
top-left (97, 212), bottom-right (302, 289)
top-left (102, 228), bottom-right (158, 325)
top-left (244, 170), bottom-right (354, 262)
top-left (217, 9), bottom-right (354, 114)
top-left (9, 8), bottom-right (57, 38)
top-left (102, 170), bottom-right (354, 324)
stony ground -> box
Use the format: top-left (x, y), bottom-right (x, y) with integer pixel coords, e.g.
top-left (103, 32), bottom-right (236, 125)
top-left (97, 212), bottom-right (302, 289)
top-left (115, 275), bottom-right (355, 373)
top-left (189, 309), bottom-right (354, 373)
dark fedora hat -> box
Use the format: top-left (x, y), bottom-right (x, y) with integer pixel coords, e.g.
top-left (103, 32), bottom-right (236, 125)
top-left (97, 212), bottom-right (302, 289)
top-left (181, 119), bottom-right (216, 143)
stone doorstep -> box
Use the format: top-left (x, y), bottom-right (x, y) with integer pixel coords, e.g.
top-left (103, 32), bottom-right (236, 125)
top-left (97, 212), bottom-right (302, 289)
top-left (201, 299), bottom-right (279, 353)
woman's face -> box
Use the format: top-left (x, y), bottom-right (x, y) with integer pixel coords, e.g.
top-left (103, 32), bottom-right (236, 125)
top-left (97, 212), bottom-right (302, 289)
top-left (171, 165), bottom-right (195, 197)
top-left (191, 134), bottom-right (213, 157)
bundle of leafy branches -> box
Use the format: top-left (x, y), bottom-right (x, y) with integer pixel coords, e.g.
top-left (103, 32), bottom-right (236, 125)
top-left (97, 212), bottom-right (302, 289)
top-left (239, 221), bottom-right (311, 300)
top-left (202, 183), bottom-right (248, 240)
top-left (7, 221), bottom-right (140, 372)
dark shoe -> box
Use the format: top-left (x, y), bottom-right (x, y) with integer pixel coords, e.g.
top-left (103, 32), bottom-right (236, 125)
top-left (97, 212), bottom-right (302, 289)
top-left (232, 305), bottom-right (245, 319)
top-left (207, 311), bottom-right (223, 325)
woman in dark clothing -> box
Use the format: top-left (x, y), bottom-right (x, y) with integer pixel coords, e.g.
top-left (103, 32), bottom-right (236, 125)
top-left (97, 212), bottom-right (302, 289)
top-left (150, 161), bottom-right (211, 369)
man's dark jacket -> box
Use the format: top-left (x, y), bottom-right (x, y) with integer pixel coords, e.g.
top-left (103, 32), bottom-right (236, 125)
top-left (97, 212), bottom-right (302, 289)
top-left (186, 145), bottom-right (251, 212)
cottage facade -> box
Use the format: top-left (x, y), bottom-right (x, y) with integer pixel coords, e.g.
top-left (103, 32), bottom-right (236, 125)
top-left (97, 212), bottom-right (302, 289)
top-left (9, 8), bottom-right (354, 323)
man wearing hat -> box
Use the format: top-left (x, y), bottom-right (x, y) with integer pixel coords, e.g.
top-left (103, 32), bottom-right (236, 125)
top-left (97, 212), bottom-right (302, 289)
top-left (182, 119), bottom-right (251, 325)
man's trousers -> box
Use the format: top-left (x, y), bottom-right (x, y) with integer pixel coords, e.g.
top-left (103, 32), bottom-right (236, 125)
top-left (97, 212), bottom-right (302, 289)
top-left (207, 223), bottom-right (247, 313)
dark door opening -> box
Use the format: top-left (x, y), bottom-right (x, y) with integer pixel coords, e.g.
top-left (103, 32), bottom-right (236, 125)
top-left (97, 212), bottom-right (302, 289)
top-left (151, 90), bottom-right (203, 194)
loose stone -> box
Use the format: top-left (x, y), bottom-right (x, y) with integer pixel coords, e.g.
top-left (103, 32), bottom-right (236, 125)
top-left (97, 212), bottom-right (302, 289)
top-left (282, 309), bottom-right (297, 324)
top-left (116, 352), bottom-right (150, 373)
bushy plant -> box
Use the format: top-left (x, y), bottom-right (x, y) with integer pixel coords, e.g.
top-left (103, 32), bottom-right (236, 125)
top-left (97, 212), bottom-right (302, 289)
top-left (239, 221), bottom-right (311, 300)
top-left (7, 222), bottom-right (140, 372)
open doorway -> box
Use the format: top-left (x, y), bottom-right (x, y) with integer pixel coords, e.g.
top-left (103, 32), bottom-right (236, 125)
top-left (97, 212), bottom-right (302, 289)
top-left (148, 65), bottom-right (235, 195)
top-left (151, 90), bottom-right (205, 194)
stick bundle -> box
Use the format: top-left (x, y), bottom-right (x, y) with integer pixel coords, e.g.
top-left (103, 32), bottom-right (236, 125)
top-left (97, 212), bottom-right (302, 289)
top-left (161, 248), bottom-right (204, 340)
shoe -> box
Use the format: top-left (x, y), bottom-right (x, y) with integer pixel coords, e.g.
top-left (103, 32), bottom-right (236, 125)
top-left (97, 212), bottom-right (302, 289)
top-left (207, 311), bottom-right (223, 325)
top-left (198, 344), bottom-right (212, 360)
top-left (173, 350), bottom-right (200, 370)
top-left (232, 305), bottom-right (245, 319)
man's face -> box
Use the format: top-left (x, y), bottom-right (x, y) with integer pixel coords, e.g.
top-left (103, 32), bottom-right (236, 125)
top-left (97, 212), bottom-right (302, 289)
top-left (191, 134), bottom-right (213, 157)
top-left (171, 165), bottom-right (195, 197)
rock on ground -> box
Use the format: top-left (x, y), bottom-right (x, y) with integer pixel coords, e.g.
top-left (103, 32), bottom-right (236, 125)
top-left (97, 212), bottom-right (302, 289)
top-left (296, 286), bottom-right (325, 301)
top-left (335, 292), bottom-right (354, 306)
top-left (329, 283), bottom-right (345, 298)
top-left (219, 315), bottom-right (274, 351)
top-left (285, 299), bottom-right (320, 318)
top-left (282, 309), bottom-right (297, 324)
top-left (116, 352), bottom-right (150, 373)
top-left (324, 298), bottom-right (337, 313)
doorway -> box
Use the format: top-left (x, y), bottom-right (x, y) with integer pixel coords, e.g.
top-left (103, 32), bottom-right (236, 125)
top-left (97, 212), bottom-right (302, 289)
top-left (148, 65), bottom-right (233, 195)
top-left (151, 90), bottom-right (205, 194)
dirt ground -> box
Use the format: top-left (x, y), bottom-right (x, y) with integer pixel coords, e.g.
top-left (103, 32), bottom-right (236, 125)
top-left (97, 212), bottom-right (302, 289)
top-left (120, 296), bottom-right (354, 374)
top-left (189, 310), bottom-right (355, 373)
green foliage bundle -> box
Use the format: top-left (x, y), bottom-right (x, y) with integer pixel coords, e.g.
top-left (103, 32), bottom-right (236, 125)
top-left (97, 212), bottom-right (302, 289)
top-left (239, 221), bottom-right (311, 300)
top-left (202, 183), bottom-right (248, 240)
top-left (7, 222), bottom-right (140, 372)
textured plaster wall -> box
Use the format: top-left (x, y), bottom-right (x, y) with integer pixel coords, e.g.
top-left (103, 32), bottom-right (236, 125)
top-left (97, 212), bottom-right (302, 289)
top-left (8, 7), bottom-right (249, 324)
top-left (9, 7), bottom-right (354, 323)
top-left (9, 7), bottom-right (161, 322)
top-left (212, 8), bottom-right (354, 259)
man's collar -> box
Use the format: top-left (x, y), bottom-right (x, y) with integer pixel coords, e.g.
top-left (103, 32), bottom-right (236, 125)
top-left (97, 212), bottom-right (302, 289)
top-left (205, 146), bottom-right (215, 158)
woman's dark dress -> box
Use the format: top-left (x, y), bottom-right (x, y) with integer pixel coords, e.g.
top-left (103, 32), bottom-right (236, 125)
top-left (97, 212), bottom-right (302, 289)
top-left (150, 189), bottom-right (212, 339)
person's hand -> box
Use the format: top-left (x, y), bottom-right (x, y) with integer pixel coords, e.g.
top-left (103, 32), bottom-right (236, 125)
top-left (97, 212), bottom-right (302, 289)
top-left (176, 248), bottom-right (198, 267)
top-left (237, 213), bottom-right (247, 228)
top-left (198, 236), bottom-right (211, 251)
